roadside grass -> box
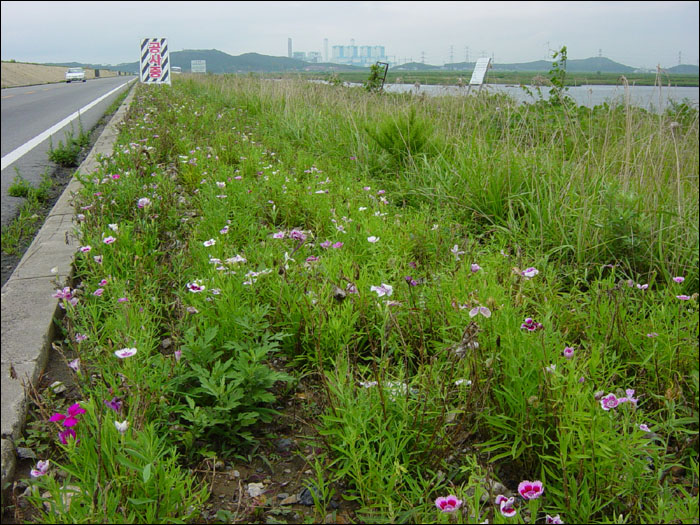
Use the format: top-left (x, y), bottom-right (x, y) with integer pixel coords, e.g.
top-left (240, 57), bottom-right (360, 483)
top-left (12, 73), bottom-right (698, 524)
top-left (1, 171), bottom-right (54, 256)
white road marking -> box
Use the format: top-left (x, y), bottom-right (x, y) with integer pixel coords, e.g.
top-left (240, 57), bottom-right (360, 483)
top-left (1, 79), bottom-right (136, 171)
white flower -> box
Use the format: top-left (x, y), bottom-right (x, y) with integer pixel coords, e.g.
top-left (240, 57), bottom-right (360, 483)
top-left (114, 348), bottom-right (137, 359)
top-left (114, 420), bottom-right (129, 434)
top-left (522, 267), bottom-right (539, 279)
top-left (451, 245), bottom-right (465, 260)
top-left (367, 236), bottom-right (380, 243)
top-left (370, 283), bottom-right (393, 297)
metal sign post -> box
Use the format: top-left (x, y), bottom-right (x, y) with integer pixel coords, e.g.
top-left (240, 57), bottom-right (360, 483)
top-left (140, 38), bottom-right (171, 85)
top-left (191, 60), bottom-right (206, 73)
top-left (376, 61), bottom-right (389, 90)
top-left (467, 57), bottom-right (491, 94)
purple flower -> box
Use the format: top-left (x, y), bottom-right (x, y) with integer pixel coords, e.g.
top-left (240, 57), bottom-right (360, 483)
top-left (600, 393), bottom-right (619, 411)
top-left (320, 241), bottom-right (332, 249)
top-left (636, 283), bottom-right (648, 290)
top-left (103, 236), bottom-right (116, 245)
top-left (104, 397), bottom-right (123, 413)
top-left (289, 230), bottom-right (306, 241)
top-left (639, 423), bottom-right (651, 432)
top-left (470, 263), bottom-right (481, 273)
top-left (676, 295), bottom-right (691, 300)
top-left (469, 306), bottom-right (492, 318)
top-left (522, 267), bottom-right (539, 279)
top-left (306, 256), bottom-right (319, 263)
top-left (93, 288), bottom-right (104, 296)
top-left (435, 495), bottom-right (462, 513)
top-left (79, 245), bottom-right (92, 253)
top-left (367, 236), bottom-right (380, 243)
top-left (117, 297), bottom-right (128, 303)
top-left (272, 231), bottom-right (286, 239)
top-left (646, 332), bottom-right (659, 338)
top-left (405, 276), bottom-right (418, 286)
top-left (518, 480), bottom-right (544, 500)
top-left (203, 239), bottom-right (216, 247)
top-left (68, 358), bottom-right (80, 372)
top-left (546, 515), bottom-right (564, 524)
top-left (30, 459), bottom-right (50, 478)
top-left (563, 346), bottom-right (575, 359)
top-left (345, 283), bottom-right (358, 294)
top-left (137, 197), bottom-right (151, 208)
top-left (521, 317), bottom-right (544, 331)
top-left (50, 403), bottom-right (86, 428)
top-left (673, 276), bottom-right (685, 283)
top-left (174, 349), bottom-right (182, 362)
top-left (332, 242), bottom-right (344, 249)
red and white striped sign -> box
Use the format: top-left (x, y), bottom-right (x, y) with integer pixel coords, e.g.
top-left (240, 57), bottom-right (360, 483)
top-left (140, 38), bottom-right (170, 84)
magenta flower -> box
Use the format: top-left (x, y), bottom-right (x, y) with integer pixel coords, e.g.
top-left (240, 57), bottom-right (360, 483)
top-left (600, 393), bottom-right (619, 411)
top-left (114, 347), bottom-right (137, 358)
top-left (93, 255), bottom-right (103, 264)
top-left (58, 428), bottom-right (77, 444)
top-left (521, 317), bottom-right (544, 331)
top-left (518, 480), bottom-right (544, 500)
top-left (320, 241), bottom-right (332, 249)
top-left (546, 515), bottom-right (564, 524)
top-left (306, 256), bottom-right (319, 263)
top-left (639, 423), bottom-right (651, 432)
top-left (68, 358), bottom-right (80, 372)
top-left (93, 288), bottom-right (104, 296)
top-left (49, 403), bottom-right (86, 428)
top-left (103, 236), bottom-right (116, 244)
top-left (272, 231), bottom-right (286, 239)
top-left (30, 459), bottom-right (50, 478)
top-left (187, 281), bottom-right (206, 293)
top-left (495, 495), bottom-right (517, 518)
top-left (676, 295), bottom-right (691, 300)
top-left (646, 332), bottom-right (659, 338)
top-left (621, 388), bottom-right (639, 408)
top-left (435, 495), bottom-right (462, 513)
top-left (203, 239), bottom-right (216, 247)
top-left (220, 225), bottom-right (229, 234)
top-left (470, 263), bottom-right (481, 273)
top-left (405, 276), bottom-right (418, 286)
top-left (137, 197), bottom-right (151, 208)
top-left (117, 297), bottom-right (128, 303)
top-left (79, 245), bottom-right (92, 253)
top-left (332, 242), bottom-right (344, 249)
top-left (174, 349), bottom-right (182, 362)
top-left (563, 346), bottom-right (575, 359)
top-left (673, 276), bottom-right (685, 283)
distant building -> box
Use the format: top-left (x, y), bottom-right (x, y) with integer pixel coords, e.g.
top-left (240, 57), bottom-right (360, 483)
top-left (293, 51), bottom-right (306, 61)
top-left (331, 43), bottom-right (386, 66)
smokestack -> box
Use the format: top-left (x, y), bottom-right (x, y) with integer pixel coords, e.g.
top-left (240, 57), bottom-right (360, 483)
top-left (288, 38), bottom-right (292, 58)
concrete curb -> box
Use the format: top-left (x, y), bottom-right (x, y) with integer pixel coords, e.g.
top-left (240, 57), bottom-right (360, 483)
top-left (1, 82), bottom-right (136, 505)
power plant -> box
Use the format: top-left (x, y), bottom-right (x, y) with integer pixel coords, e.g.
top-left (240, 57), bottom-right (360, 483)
top-left (287, 38), bottom-right (388, 66)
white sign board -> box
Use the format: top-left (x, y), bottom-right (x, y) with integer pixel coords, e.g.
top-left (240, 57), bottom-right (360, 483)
top-left (191, 60), bottom-right (206, 73)
top-left (469, 57), bottom-right (491, 86)
top-left (140, 38), bottom-right (170, 84)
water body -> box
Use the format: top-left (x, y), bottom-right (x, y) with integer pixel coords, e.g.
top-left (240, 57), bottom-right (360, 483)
top-left (378, 83), bottom-right (699, 112)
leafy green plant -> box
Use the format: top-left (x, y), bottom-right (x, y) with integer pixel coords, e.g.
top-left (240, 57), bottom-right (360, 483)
top-left (364, 62), bottom-right (387, 93)
top-left (48, 121), bottom-right (89, 167)
top-left (171, 323), bottom-right (291, 456)
top-left (548, 46), bottom-right (571, 106)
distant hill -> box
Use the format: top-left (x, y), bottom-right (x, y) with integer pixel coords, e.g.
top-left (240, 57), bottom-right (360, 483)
top-left (42, 50), bottom-right (699, 75)
top-left (667, 64), bottom-right (699, 75)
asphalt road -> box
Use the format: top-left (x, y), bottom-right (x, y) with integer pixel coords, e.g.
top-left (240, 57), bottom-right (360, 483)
top-left (1, 76), bottom-right (135, 227)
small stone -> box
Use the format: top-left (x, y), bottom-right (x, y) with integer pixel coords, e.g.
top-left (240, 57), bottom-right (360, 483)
top-left (284, 468), bottom-right (292, 474)
top-left (280, 494), bottom-right (299, 505)
top-left (276, 438), bottom-right (295, 453)
top-left (247, 482), bottom-right (265, 498)
top-left (277, 493), bottom-right (290, 500)
top-left (232, 470), bottom-right (240, 478)
top-left (16, 447), bottom-right (36, 460)
top-left (214, 460), bottom-right (225, 469)
top-left (299, 485), bottom-right (320, 506)
top-left (50, 381), bottom-right (67, 394)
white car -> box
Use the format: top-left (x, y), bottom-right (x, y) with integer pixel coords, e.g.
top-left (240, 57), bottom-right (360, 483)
top-left (65, 68), bottom-right (86, 83)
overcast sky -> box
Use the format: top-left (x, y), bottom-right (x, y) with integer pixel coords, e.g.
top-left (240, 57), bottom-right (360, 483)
top-left (1, 1), bottom-right (698, 69)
